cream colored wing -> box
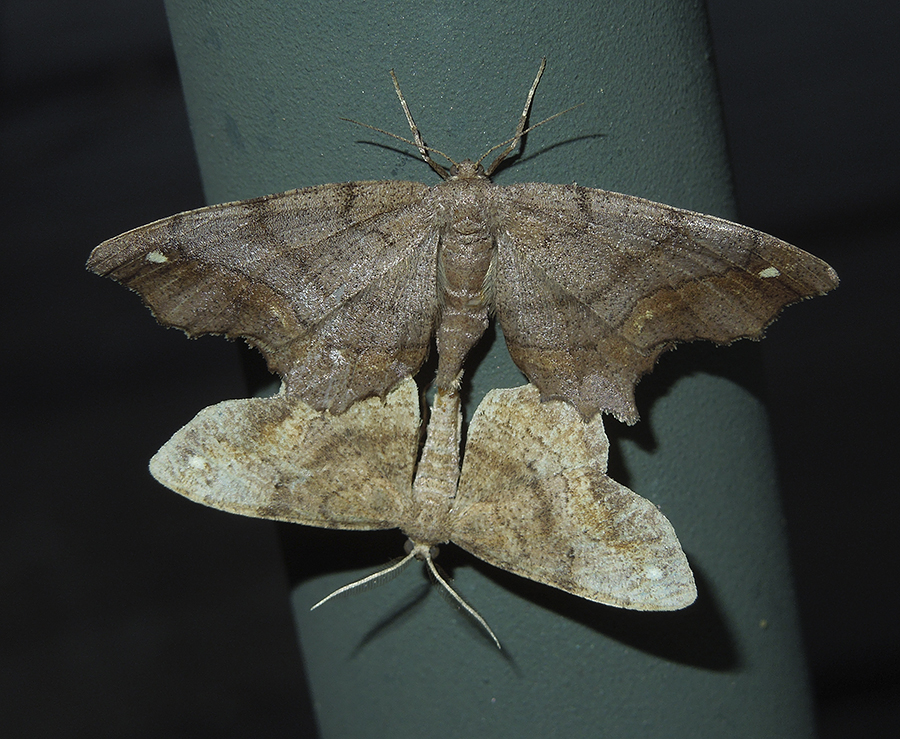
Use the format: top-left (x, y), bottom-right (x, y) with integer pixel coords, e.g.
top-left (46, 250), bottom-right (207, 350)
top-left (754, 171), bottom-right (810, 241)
top-left (451, 384), bottom-right (696, 610)
top-left (149, 379), bottom-right (420, 530)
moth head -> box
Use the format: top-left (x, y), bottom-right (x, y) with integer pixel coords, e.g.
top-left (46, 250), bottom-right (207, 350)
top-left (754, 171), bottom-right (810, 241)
top-left (448, 159), bottom-right (486, 180)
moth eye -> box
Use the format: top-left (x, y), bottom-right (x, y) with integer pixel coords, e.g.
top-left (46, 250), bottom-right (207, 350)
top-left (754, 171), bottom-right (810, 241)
top-left (404, 538), bottom-right (414, 555)
top-left (429, 544), bottom-right (441, 560)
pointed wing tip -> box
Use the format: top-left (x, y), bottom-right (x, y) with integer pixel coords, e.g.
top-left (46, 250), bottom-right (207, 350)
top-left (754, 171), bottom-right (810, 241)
top-left (148, 437), bottom-right (200, 503)
top-left (822, 265), bottom-right (840, 293)
top-left (644, 557), bottom-right (698, 610)
top-left (596, 562), bottom-right (698, 611)
top-left (85, 242), bottom-right (110, 275)
top-left (610, 578), bottom-right (697, 612)
top-left (86, 230), bottom-right (138, 276)
top-left (655, 581), bottom-right (698, 611)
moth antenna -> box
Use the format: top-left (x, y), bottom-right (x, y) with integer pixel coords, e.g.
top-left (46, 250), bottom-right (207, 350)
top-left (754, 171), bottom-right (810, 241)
top-left (349, 62), bottom-right (580, 181)
top-left (339, 117), bottom-right (458, 173)
top-left (389, 69), bottom-right (454, 179)
top-left (479, 58), bottom-right (584, 176)
top-left (310, 550), bottom-right (416, 611)
top-left (424, 550), bottom-right (501, 650)
top-left (480, 57), bottom-right (545, 175)
top-left (479, 103), bottom-right (584, 174)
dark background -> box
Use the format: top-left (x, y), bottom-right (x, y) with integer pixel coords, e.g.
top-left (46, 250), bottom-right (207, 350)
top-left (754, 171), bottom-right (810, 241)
top-left (2, 1), bottom-right (897, 737)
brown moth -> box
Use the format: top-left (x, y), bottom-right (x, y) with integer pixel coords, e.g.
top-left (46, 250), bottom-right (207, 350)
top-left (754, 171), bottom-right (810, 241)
top-left (88, 61), bottom-right (836, 643)
top-left (86, 60), bottom-right (838, 424)
top-left (150, 379), bottom-right (696, 647)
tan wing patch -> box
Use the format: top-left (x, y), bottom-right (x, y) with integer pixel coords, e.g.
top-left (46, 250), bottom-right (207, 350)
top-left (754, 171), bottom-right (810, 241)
top-left (452, 384), bottom-right (696, 610)
top-left (150, 379), bottom-right (420, 530)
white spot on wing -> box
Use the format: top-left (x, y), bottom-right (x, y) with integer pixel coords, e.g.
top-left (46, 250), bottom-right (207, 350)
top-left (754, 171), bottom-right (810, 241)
top-left (146, 250), bottom-right (168, 263)
top-left (188, 455), bottom-right (209, 471)
top-left (758, 266), bottom-right (780, 278)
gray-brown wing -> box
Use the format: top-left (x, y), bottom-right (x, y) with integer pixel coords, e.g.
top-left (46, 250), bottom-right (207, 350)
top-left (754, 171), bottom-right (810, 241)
top-left (87, 180), bottom-right (437, 414)
top-left (149, 379), bottom-right (420, 529)
top-left (492, 183), bottom-right (839, 422)
top-left (451, 384), bottom-right (696, 611)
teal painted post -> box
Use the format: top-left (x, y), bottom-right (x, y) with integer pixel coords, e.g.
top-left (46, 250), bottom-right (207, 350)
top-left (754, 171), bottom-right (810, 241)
top-left (162, 1), bottom-right (816, 736)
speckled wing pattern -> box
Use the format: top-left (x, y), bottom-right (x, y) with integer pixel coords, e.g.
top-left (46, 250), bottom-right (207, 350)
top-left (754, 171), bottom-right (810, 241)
top-left (87, 173), bottom-right (838, 424)
top-left (150, 378), bottom-right (695, 611)
top-left (454, 383), bottom-right (695, 609)
top-left (87, 61), bottom-right (838, 423)
top-left (86, 62), bottom-right (842, 633)
top-left (87, 181), bottom-right (436, 414)
top-left (491, 183), bottom-right (839, 422)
